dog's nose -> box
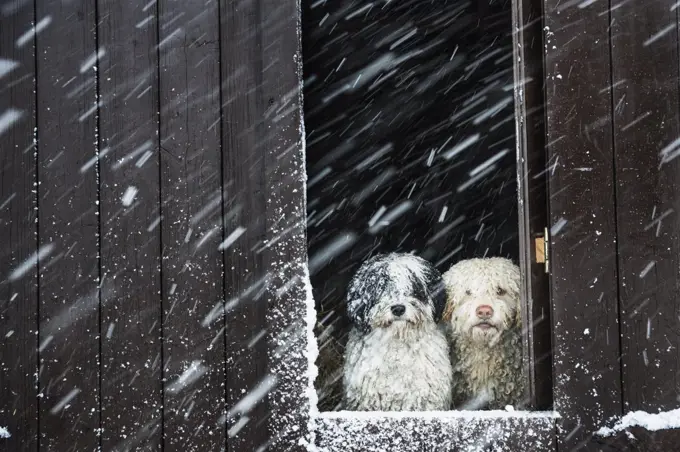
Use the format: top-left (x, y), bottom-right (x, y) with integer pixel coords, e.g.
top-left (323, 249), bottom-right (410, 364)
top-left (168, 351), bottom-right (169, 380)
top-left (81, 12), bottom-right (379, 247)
top-left (476, 305), bottom-right (494, 319)
top-left (391, 304), bottom-right (406, 316)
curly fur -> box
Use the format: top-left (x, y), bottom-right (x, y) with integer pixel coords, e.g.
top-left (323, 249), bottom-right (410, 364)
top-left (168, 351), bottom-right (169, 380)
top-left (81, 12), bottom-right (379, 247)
top-left (442, 257), bottom-right (526, 410)
top-left (343, 253), bottom-right (452, 411)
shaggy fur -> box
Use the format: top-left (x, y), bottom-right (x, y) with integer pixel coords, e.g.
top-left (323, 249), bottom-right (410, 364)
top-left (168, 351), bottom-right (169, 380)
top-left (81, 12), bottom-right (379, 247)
top-left (442, 257), bottom-right (526, 410)
top-left (342, 253), bottom-right (452, 411)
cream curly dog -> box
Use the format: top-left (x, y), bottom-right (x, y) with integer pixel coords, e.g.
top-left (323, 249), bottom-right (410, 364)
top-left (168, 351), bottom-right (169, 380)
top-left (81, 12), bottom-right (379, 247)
top-left (442, 257), bottom-right (526, 410)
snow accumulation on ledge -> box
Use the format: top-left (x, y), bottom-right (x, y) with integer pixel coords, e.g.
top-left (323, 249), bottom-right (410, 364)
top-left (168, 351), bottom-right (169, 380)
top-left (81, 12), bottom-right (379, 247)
top-left (311, 409), bottom-right (557, 452)
top-left (596, 408), bottom-right (680, 437)
top-left (317, 410), bottom-right (560, 420)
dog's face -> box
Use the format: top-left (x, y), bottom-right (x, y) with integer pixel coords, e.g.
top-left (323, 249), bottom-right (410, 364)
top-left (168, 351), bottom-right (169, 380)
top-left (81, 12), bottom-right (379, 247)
top-left (442, 258), bottom-right (521, 344)
top-left (346, 253), bottom-right (446, 333)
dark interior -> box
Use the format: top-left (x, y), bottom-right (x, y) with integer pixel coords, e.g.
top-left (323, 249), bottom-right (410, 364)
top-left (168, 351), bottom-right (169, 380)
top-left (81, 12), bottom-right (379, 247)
top-left (302, 0), bottom-right (518, 411)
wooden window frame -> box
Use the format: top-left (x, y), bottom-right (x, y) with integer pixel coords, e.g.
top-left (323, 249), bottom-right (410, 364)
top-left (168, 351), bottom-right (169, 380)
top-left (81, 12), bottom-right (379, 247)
top-left (267, 0), bottom-right (559, 450)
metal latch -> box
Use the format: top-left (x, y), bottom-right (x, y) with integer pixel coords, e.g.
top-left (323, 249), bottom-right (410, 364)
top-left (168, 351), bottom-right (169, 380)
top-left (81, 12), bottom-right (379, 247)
top-left (534, 227), bottom-right (549, 273)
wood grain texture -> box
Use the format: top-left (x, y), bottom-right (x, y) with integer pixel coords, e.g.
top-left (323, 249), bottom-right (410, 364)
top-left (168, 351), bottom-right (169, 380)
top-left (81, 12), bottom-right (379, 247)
top-left (512, 0), bottom-right (551, 411)
top-left (157, 0), bottom-right (225, 449)
top-left (0, 2), bottom-right (39, 450)
top-left (611, 0), bottom-right (680, 412)
top-left (35, 0), bottom-right (100, 449)
top-left (543, 0), bottom-right (623, 448)
top-left (97, 0), bottom-right (163, 448)
top-left (593, 428), bottom-right (680, 451)
top-left (219, 0), bottom-right (270, 449)
top-left (260, 0), bottom-right (308, 450)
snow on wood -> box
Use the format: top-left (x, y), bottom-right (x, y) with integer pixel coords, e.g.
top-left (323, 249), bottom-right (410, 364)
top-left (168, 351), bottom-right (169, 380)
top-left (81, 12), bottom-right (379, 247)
top-left (313, 411), bottom-right (557, 452)
top-left (596, 408), bottom-right (680, 436)
top-left (317, 410), bottom-right (560, 420)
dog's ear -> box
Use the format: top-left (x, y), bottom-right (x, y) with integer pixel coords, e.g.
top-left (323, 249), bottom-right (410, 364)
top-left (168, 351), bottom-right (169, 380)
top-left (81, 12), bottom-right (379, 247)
top-left (429, 278), bottom-right (448, 323)
top-left (346, 283), bottom-right (374, 333)
top-left (346, 298), bottom-right (371, 332)
top-left (513, 293), bottom-right (523, 329)
top-left (439, 266), bottom-right (459, 324)
top-left (440, 295), bottom-right (455, 324)
top-left (503, 260), bottom-right (523, 329)
top-left (421, 262), bottom-right (448, 323)
top-left (346, 256), bottom-right (388, 332)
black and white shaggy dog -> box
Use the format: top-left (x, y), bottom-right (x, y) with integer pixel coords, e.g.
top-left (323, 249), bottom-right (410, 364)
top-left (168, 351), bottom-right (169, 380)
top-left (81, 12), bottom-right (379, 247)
top-left (342, 253), bottom-right (452, 411)
top-left (442, 257), bottom-right (526, 410)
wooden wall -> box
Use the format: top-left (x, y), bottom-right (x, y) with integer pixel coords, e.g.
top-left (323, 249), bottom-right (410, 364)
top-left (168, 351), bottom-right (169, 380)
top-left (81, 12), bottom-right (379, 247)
top-left (0, 0), bottom-right (304, 450)
top-left (4, 0), bottom-right (680, 450)
top-left (544, 0), bottom-right (680, 449)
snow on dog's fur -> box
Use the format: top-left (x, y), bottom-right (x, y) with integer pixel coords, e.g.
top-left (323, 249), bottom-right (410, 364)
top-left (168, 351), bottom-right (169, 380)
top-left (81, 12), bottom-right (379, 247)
top-left (442, 257), bottom-right (526, 410)
top-left (342, 253), bottom-right (452, 411)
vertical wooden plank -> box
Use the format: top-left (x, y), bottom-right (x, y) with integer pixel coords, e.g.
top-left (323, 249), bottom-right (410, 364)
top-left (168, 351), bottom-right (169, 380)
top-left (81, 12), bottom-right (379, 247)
top-left (219, 0), bottom-right (269, 449)
top-left (611, 0), bottom-right (680, 412)
top-left (0, 2), bottom-right (38, 450)
top-left (97, 0), bottom-right (163, 448)
top-left (261, 0), bottom-right (307, 450)
top-left (512, 0), bottom-right (552, 411)
top-left (35, 0), bottom-right (100, 449)
top-left (543, 0), bottom-right (623, 448)
top-left (157, 0), bottom-right (226, 449)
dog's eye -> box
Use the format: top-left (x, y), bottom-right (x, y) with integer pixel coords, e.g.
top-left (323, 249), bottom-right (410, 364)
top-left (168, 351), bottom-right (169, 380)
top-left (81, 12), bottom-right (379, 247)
top-left (496, 287), bottom-right (507, 296)
top-left (465, 290), bottom-right (471, 296)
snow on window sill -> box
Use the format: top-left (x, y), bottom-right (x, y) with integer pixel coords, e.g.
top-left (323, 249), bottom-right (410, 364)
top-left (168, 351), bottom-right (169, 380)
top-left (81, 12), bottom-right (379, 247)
top-left (311, 409), bottom-right (557, 452)
top-left (315, 410), bottom-right (561, 420)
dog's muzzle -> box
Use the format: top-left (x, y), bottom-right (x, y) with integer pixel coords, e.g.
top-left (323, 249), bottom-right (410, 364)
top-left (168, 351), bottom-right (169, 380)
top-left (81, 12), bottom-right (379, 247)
top-left (390, 304), bottom-right (406, 317)
top-left (472, 304), bottom-right (499, 331)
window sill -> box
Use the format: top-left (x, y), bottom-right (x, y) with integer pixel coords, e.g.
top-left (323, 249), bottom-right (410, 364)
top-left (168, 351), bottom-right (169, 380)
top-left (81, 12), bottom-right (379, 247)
top-left (313, 410), bottom-right (558, 451)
